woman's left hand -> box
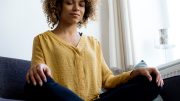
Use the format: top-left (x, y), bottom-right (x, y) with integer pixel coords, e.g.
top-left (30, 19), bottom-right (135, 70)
top-left (130, 67), bottom-right (164, 87)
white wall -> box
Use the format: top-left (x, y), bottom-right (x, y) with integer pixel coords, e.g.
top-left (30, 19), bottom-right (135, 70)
top-left (0, 0), bottom-right (48, 60)
top-left (0, 0), bottom-right (101, 61)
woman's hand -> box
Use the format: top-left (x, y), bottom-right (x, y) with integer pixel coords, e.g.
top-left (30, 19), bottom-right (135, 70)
top-left (130, 67), bottom-right (164, 87)
top-left (26, 64), bottom-right (52, 86)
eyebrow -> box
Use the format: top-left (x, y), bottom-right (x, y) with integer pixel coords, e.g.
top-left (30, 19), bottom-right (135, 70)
top-left (64, 0), bottom-right (72, 1)
top-left (65, 0), bottom-right (84, 2)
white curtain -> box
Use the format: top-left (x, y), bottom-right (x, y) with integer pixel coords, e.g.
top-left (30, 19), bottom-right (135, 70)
top-left (108, 0), bottom-right (135, 71)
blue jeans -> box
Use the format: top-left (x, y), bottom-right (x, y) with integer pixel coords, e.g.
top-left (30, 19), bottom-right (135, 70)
top-left (24, 77), bottom-right (83, 101)
top-left (95, 75), bottom-right (161, 101)
top-left (24, 75), bottom-right (161, 101)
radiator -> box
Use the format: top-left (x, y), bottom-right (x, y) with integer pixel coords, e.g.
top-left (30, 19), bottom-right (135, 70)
top-left (158, 59), bottom-right (180, 79)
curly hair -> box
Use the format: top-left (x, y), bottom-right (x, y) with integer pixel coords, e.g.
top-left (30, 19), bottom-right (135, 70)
top-left (42, 0), bottom-right (97, 28)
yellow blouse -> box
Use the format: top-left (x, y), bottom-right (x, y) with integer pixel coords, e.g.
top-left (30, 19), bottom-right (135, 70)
top-left (31, 31), bottom-right (132, 101)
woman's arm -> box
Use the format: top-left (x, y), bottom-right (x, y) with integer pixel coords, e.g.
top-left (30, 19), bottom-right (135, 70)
top-left (26, 36), bottom-right (52, 86)
top-left (98, 41), bottom-right (164, 88)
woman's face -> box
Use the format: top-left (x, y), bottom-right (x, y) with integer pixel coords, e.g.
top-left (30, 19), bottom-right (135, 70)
top-left (60, 0), bottom-right (85, 25)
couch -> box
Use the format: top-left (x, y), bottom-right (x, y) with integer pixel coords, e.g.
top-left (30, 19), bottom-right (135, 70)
top-left (0, 56), bottom-right (30, 101)
top-left (0, 56), bottom-right (180, 101)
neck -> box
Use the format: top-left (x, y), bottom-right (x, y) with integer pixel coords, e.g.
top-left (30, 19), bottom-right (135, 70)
top-left (53, 22), bottom-right (78, 36)
top-left (51, 22), bottom-right (81, 47)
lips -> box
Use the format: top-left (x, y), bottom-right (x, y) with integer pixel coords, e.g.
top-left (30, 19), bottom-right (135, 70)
top-left (70, 13), bottom-right (80, 17)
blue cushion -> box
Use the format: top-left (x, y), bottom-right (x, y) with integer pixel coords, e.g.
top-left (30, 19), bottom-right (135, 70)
top-left (134, 60), bottom-right (147, 69)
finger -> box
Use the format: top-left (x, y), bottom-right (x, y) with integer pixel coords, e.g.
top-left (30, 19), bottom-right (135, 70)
top-left (158, 76), bottom-right (163, 87)
top-left (36, 65), bottom-right (47, 82)
top-left (153, 69), bottom-right (162, 86)
top-left (160, 79), bottom-right (164, 87)
top-left (35, 73), bottom-right (43, 86)
top-left (44, 67), bottom-right (51, 78)
top-left (151, 68), bottom-right (159, 77)
top-left (29, 70), bottom-right (37, 86)
top-left (26, 72), bottom-right (30, 84)
top-left (156, 75), bottom-right (160, 83)
top-left (156, 73), bottom-right (161, 84)
top-left (158, 79), bottom-right (162, 87)
top-left (144, 70), bottom-right (152, 81)
top-left (156, 74), bottom-right (164, 87)
top-left (158, 79), bottom-right (161, 87)
top-left (33, 67), bottom-right (43, 86)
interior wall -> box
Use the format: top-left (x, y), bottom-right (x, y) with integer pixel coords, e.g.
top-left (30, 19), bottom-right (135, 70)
top-left (0, 0), bottom-right (48, 60)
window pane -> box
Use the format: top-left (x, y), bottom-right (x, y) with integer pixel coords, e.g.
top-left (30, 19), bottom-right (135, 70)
top-left (129, 0), bottom-right (180, 67)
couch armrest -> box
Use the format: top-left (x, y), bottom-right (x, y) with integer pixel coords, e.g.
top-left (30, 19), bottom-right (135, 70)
top-left (0, 56), bottom-right (30, 100)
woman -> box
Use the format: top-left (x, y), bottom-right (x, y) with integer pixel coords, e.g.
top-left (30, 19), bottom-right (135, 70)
top-left (24, 0), bottom-right (164, 101)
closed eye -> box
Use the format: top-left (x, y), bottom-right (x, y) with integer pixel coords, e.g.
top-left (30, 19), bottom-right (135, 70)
top-left (65, 0), bottom-right (73, 5)
top-left (79, 1), bottom-right (85, 7)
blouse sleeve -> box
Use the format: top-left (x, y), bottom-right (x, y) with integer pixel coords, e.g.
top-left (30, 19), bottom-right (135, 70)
top-left (31, 36), bottom-right (45, 67)
top-left (97, 41), bottom-right (133, 89)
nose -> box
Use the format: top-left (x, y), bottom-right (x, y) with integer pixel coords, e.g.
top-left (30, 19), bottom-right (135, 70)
top-left (73, 3), bottom-right (80, 11)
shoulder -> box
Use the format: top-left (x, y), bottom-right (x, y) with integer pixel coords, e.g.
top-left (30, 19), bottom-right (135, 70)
top-left (34, 30), bottom-right (50, 39)
top-left (84, 35), bottom-right (100, 45)
top-left (33, 30), bottom-right (51, 42)
top-left (82, 34), bottom-right (102, 51)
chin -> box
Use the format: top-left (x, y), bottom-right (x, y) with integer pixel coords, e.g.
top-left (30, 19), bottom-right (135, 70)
top-left (70, 20), bottom-right (80, 24)
top-left (65, 18), bottom-right (81, 25)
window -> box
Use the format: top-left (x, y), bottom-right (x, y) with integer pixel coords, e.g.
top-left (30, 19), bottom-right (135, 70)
top-left (129, 0), bottom-right (180, 67)
top-left (166, 0), bottom-right (180, 62)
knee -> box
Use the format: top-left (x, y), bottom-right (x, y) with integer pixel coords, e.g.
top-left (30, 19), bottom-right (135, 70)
top-left (24, 76), bottom-right (56, 100)
top-left (136, 74), bottom-right (161, 91)
top-left (141, 74), bottom-right (162, 100)
top-left (24, 76), bottom-right (55, 88)
top-left (131, 75), bottom-right (162, 99)
top-left (131, 74), bottom-right (159, 85)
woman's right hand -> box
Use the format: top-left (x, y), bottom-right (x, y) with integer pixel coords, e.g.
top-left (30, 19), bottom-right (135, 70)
top-left (26, 64), bottom-right (52, 86)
